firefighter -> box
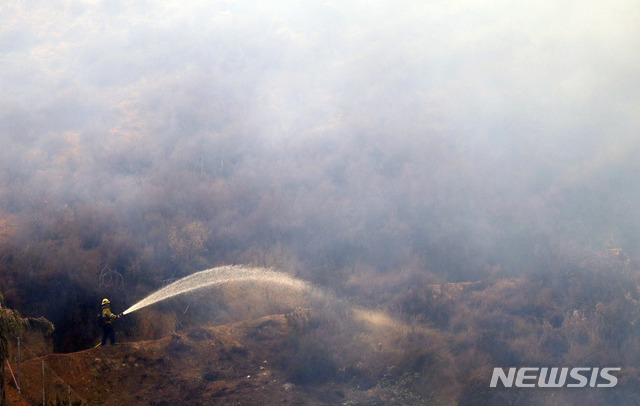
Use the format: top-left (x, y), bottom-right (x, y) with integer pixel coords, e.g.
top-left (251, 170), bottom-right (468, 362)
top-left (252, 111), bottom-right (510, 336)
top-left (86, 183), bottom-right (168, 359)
top-left (100, 298), bottom-right (120, 345)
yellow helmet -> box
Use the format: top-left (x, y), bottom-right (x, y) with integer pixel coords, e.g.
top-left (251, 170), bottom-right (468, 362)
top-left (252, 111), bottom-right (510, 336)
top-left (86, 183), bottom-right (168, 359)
top-left (102, 298), bottom-right (110, 306)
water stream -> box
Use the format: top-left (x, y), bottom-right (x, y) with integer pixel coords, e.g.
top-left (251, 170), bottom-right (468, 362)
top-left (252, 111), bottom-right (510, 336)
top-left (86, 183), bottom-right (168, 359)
top-left (122, 265), bottom-right (311, 315)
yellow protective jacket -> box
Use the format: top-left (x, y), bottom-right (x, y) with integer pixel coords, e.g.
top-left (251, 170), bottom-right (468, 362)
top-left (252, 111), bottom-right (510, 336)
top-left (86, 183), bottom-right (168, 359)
top-left (101, 307), bottom-right (118, 324)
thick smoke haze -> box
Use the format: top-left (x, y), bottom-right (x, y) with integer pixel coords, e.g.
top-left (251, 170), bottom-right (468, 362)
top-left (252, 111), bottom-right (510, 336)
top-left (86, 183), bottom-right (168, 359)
top-left (3, 1), bottom-right (638, 208)
top-left (2, 1), bottom-right (639, 278)
top-left (1, 1), bottom-right (640, 401)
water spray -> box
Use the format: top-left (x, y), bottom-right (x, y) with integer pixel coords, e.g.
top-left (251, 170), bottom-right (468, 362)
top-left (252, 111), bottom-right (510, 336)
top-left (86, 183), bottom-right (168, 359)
top-left (122, 265), bottom-right (311, 315)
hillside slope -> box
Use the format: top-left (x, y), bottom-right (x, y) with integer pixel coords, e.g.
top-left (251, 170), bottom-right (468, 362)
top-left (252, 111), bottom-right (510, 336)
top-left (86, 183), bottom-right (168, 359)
top-left (8, 275), bottom-right (640, 406)
top-left (11, 312), bottom-right (331, 405)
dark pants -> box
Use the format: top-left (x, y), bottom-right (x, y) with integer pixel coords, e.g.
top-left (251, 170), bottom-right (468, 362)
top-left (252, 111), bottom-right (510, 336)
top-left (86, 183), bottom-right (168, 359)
top-left (101, 323), bottom-right (115, 345)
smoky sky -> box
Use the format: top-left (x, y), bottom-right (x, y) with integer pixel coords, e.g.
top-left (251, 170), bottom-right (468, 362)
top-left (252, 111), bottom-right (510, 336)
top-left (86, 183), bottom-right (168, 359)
top-left (2, 0), bottom-right (640, 264)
